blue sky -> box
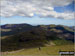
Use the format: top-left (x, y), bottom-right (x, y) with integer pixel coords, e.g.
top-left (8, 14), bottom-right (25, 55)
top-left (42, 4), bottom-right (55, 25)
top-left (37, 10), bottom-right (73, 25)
top-left (1, 16), bottom-right (75, 26)
top-left (1, 0), bottom-right (75, 26)
top-left (54, 1), bottom-right (74, 12)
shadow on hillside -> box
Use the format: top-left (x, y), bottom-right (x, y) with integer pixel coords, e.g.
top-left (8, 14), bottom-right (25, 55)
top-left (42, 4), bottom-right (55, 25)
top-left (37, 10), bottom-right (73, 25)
top-left (1, 36), bottom-right (47, 52)
top-left (1, 26), bottom-right (74, 52)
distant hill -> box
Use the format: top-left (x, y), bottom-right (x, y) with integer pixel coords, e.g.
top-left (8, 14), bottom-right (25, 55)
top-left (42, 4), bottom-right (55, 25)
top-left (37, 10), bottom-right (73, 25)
top-left (1, 23), bottom-right (34, 36)
top-left (1, 24), bottom-right (32, 29)
top-left (1, 24), bottom-right (74, 37)
top-left (1, 24), bottom-right (74, 41)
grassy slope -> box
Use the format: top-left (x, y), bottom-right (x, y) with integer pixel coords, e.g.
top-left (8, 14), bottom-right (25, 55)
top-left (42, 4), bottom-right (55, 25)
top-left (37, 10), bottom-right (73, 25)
top-left (2, 44), bottom-right (74, 55)
top-left (1, 34), bottom-right (73, 52)
top-left (2, 36), bottom-right (74, 55)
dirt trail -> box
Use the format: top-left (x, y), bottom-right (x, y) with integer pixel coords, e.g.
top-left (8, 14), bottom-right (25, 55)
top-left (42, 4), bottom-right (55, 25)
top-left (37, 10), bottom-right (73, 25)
top-left (0, 49), bottom-right (24, 55)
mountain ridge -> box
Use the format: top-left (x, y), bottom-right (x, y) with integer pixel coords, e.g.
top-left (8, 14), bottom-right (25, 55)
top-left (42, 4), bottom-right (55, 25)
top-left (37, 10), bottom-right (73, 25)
top-left (1, 23), bottom-right (74, 52)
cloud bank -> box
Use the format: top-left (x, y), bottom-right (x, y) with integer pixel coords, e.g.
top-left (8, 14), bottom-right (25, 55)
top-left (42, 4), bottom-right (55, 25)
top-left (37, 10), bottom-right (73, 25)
top-left (0, 0), bottom-right (74, 19)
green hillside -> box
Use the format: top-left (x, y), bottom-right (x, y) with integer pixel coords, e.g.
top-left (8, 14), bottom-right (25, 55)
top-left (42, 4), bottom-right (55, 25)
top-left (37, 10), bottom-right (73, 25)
top-left (1, 27), bottom-right (74, 52)
top-left (1, 24), bottom-right (74, 55)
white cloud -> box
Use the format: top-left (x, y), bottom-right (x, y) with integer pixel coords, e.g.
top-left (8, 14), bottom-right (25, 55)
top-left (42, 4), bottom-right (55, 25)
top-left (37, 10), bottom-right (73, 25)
top-left (0, 0), bottom-right (74, 19)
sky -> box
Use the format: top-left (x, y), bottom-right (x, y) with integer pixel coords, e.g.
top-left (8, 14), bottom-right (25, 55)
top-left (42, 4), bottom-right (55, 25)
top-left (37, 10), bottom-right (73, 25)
top-left (0, 0), bottom-right (75, 26)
